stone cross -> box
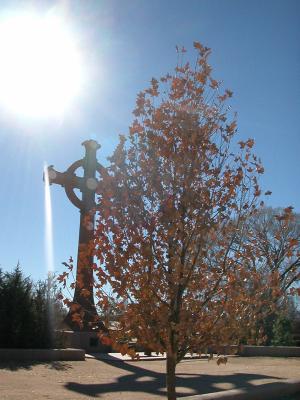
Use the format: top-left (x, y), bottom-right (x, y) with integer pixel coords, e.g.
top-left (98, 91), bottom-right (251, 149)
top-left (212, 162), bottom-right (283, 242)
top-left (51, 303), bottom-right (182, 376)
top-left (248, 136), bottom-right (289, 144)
top-left (46, 140), bottom-right (106, 331)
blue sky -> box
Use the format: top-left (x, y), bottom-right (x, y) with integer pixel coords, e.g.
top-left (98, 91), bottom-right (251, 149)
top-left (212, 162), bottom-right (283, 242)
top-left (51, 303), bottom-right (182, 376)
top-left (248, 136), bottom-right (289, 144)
top-left (0, 0), bottom-right (299, 281)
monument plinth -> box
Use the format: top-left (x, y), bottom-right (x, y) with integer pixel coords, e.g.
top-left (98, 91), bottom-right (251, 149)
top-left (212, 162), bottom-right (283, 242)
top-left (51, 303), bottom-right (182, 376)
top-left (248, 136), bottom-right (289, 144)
top-left (45, 140), bottom-right (108, 350)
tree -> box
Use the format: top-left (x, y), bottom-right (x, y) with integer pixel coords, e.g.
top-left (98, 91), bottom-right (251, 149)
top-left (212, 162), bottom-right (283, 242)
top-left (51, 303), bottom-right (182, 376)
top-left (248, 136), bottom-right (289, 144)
top-left (239, 207), bottom-right (300, 344)
top-left (0, 265), bottom-right (66, 348)
top-left (271, 313), bottom-right (295, 346)
top-left (32, 274), bottom-right (67, 348)
top-left (245, 207), bottom-right (300, 292)
top-left (62, 43), bottom-right (278, 399)
top-left (0, 265), bottom-right (36, 348)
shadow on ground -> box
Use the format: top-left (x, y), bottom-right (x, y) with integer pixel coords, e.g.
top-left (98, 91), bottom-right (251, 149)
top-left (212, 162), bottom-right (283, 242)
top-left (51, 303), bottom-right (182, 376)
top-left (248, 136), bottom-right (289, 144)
top-left (65, 355), bottom-right (281, 398)
top-left (0, 360), bottom-right (72, 371)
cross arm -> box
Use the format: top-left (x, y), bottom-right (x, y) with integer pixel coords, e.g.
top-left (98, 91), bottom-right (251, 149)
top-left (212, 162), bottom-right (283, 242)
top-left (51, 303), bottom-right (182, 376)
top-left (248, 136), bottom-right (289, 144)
top-left (45, 165), bottom-right (83, 190)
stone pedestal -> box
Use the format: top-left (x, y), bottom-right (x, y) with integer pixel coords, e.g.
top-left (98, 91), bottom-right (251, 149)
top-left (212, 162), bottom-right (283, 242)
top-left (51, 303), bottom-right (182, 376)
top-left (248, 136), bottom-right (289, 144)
top-left (60, 330), bottom-right (111, 353)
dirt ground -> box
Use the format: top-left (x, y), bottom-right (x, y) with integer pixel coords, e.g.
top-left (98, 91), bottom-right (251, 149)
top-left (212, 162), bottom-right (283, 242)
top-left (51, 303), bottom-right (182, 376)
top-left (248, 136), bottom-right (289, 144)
top-left (1, 355), bottom-right (300, 399)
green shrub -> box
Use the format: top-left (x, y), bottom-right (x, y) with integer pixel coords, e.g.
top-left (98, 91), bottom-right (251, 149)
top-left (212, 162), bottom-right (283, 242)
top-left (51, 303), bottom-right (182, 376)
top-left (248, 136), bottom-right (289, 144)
top-left (0, 265), bottom-right (66, 348)
top-left (271, 314), bottom-right (295, 346)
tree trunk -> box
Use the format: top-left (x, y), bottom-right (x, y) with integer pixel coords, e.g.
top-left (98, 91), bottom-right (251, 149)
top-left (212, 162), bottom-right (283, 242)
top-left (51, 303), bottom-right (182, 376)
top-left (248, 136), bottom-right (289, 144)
top-left (166, 352), bottom-right (177, 400)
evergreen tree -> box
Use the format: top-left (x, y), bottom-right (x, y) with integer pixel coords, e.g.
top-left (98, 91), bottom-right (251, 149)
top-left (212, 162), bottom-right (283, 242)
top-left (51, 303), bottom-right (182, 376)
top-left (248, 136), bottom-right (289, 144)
top-left (0, 265), bottom-right (66, 348)
top-left (0, 265), bottom-right (36, 348)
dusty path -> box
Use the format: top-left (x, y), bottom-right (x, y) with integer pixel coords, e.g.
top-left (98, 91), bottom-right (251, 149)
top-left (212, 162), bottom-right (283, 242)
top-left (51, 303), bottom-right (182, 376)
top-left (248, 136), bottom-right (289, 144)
top-left (1, 356), bottom-right (300, 399)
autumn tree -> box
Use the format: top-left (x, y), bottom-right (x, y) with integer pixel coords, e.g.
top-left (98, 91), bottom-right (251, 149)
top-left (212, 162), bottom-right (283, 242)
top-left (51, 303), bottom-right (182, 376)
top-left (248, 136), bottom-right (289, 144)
top-left (62, 43), bottom-right (278, 399)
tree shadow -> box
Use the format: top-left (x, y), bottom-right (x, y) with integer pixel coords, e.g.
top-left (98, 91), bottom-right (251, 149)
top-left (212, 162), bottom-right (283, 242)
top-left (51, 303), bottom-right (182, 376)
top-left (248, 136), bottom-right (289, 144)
top-left (65, 355), bottom-right (282, 398)
top-left (46, 361), bottom-right (73, 371)
top-left (0, 360), bottom-right (72, 371)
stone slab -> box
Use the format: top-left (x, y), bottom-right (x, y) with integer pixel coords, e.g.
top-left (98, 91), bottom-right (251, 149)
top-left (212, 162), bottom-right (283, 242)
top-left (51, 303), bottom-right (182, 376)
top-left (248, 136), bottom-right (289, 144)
top-left (60, 330), bottom-right (111, 352)
top-left (0, 348), bottom-right (85, 361)
top-left (240, 345), bottom-right (300, 357)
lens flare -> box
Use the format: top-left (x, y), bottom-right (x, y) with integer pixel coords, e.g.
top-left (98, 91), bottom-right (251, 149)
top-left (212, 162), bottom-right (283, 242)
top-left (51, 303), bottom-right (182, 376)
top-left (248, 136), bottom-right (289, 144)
top-left (44, 163), bottom-right (55, 347)
top-left (44, 163), bottom-right (54, 273)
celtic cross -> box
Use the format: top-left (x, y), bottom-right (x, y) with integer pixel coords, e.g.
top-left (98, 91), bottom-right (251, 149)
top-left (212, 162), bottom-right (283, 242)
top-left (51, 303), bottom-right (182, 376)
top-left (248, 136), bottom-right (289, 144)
top-left (46, 140), bottom-right (106, 331)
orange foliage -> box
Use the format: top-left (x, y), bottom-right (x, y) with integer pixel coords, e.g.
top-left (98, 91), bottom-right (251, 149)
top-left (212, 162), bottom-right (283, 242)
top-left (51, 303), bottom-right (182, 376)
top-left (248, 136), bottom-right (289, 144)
top-left (60, 42), bottom-right (283, 400)
top-left (93, 43), bottom-right (278, 362)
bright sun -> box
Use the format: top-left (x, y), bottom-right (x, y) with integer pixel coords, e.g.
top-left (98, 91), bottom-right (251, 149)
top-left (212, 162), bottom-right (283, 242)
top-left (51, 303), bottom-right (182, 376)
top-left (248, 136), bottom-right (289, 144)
top-left (0, 12), bottom-right (83, 118)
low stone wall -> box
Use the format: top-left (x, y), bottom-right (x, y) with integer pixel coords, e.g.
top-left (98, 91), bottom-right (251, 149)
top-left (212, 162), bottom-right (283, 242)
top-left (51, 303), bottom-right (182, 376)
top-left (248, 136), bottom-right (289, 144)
top-left (0, 348), bottom-right (85, 361)
top-left (240, 345), bottom-right (300, 357)
top-left (207, 345), bottom-right (300, 357)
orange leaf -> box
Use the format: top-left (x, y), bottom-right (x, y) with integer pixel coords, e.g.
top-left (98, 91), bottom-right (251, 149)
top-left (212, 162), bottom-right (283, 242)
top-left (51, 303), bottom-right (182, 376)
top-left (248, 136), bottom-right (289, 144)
top-left (246, 139), bottom-right (254, 148)
top-left (100, 335), bottom-right (113, 346)
top-left (289, 238), bottom-right (298, 247)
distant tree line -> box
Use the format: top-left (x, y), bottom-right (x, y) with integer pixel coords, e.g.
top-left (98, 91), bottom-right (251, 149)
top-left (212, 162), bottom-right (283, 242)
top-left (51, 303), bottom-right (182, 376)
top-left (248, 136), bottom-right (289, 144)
top-left (241, 207), bottom-right (300, 346)
top-left (0, 265), bottom-right (66, 348)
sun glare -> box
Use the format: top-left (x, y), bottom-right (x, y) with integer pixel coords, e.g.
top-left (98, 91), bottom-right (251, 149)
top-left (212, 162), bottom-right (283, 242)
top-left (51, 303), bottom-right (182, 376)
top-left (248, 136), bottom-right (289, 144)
top-left (0, 12), bottom-right (84, 118)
